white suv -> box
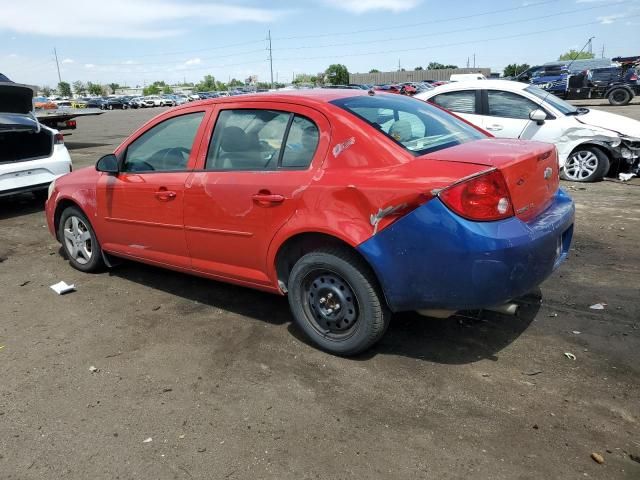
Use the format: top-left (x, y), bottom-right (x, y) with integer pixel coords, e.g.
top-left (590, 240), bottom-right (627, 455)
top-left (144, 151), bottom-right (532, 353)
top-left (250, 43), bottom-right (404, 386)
top-left (1, 77), bottom-right (72, 199)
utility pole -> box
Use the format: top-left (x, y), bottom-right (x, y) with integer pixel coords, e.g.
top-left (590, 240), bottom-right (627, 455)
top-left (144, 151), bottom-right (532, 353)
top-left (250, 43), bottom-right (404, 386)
top-left (588, 38), bottom-right (593, 55)
top-left (473, 53), bottom-right (476, 69)
top-left (466, 57), bottom-right (470, 68)
top-left (601, 44), bottom-right (605, 59)
top-left (398, 58), bottom-right (401, 71)
top-left (267, 30), bottom-right (274, 89)
top-left (53, 47), bottom-right (62, 84)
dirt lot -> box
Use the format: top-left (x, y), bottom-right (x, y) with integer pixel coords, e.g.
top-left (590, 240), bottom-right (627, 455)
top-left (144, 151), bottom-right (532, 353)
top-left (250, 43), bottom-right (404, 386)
top-left (1, 101), bottom-right (639, 479)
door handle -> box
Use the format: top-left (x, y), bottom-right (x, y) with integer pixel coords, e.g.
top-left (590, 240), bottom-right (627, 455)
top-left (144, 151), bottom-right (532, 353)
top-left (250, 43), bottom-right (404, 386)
top-left (252, 193), bottom-right (285, 206)
top-left (486, 124), bottom-right (504, 131)
top-left (155, 189), bottom-right (177, 201)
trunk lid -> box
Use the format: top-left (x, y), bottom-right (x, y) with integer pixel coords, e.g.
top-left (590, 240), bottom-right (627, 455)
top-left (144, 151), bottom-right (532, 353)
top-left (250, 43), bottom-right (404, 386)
top-left (0, 79), bottom-right (38, 133)
top-left (423, 138), bottom-right (559, 221)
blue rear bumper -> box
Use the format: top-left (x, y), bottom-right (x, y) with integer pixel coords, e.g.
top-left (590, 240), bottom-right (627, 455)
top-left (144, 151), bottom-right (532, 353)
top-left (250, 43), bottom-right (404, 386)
top-left (357, 189), bottom-right (575, 312)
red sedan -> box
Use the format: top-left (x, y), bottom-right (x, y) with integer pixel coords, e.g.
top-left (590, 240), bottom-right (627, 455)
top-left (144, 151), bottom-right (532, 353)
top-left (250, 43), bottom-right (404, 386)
top-left (46, 90), bottom-right (574, 355)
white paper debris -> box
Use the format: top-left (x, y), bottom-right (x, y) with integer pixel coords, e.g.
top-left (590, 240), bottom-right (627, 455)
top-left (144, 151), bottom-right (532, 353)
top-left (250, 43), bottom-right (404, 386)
top-left (564, 352), bottom-right (576, 360)
top-left (619, 173), bottom-right (636, 182)
top-left (50, 281), bottom-right (75, 295)
top-left (589, 303), bottom-right (606, 310)
top-left (89, 366), bottom-right (99, 373)
top-left (143, 437), bottom-right (153, 443)
top-left (572, 331), bottom-right (581, 335)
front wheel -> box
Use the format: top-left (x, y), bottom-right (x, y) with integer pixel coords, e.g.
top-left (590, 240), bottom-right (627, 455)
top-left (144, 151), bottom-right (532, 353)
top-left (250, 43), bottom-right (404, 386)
top-left (608, 87), bottom-right (632, 106)
top-left (288, 248), bottom-right (390, 356)
top-left (561, 147), bottom-right (610, 182)
top-left (58, 207), bottom-right (105, 272)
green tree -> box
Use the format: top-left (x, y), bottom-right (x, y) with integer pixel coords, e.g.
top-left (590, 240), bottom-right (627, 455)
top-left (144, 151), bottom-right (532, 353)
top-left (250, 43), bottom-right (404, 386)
top-left (414, 66), bottom-right (424, 71)
top-left (143, 84), bottom-right (161, 95)
top-left (57, 81), bottom-right (72, 97)
top-left (108, 83), bottom-right (120, 94)
top-left (195, 75), bottom-right (217, 91)
top-left (72, 80), bottom-right (86, 96)
top-left (369, 68), bottom-right (380, 73)
top-left (503, 63), bottom-right (530, 77)
top-left (427, 62), bottom-right (458, 70)
top-left (162, 85), bottom-right (173, 94)
top-left (558, 50), bottom-right (595, 61)
top-left (325, 64), bottom-right (349, 85)
top-left (87, 82), bottom-right (103, 96)
top-left (41, 86), bottom-right (52, 96)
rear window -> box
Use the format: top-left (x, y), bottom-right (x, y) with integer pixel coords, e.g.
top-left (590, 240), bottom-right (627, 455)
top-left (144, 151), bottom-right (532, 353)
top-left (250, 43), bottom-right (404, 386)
top-left (331, 94), bottom-right (485, 156)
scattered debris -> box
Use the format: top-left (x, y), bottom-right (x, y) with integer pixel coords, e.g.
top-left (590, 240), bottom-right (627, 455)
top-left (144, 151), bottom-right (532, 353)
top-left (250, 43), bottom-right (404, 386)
top-left (50, 281), bottom-right (75, 295)
top-left (523, 370), bottom-right (543, 376)
top-left (589, 303), bottom-right (606, 310)
top-left (564, 352), bottom-right (577, 360)
top-left (619, 172), bottom-right (637, 182)
top-left (572, 331), bottom-right (581, 335)
top-left (143, 437), bottom-right (153, 443)
top-left (152, 306), bottom-right (161, 311)
top-left (0, 346), bottom-right (4, 351)
top-left (19, 281), bottom-right (30, 287)
top-left (591, 452), bottom-right (604, 464)
top-left (630, 453), bottom-right (640, 464)
top-left (197, 447), bottom-right (206, 453)
top-left (89, 366), bottom-right (99, 373)
top-left (532, 424), bottom-right (539, 430)
top-left (481, 373), bottom-right (490, 377)
top-left (548, 313), bottom-right (558, 317)
top-left (179, 434), bottom-right (185, 439)
top-left (161, 388), bottom-right (172, 393)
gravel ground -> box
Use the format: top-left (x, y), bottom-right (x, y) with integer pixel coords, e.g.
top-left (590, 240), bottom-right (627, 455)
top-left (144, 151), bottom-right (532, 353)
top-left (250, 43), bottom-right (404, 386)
top-left (0, 101), bottom-right (639, 479)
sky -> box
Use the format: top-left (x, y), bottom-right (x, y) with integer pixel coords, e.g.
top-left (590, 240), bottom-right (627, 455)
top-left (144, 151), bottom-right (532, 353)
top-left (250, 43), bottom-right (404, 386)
top-left (1, 0), bottom-right (638, 88)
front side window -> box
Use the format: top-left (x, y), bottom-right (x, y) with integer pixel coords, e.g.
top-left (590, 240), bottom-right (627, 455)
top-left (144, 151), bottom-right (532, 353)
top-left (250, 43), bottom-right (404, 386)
top-left (206, 109), bottom-right (319, 170)
top-left (525, 85), bottom-right (576, 115)
top-left (487, 90), bottom-right (539, 119)
top-left (123, 112), bottom-right (204, 172)
top-left (332, 94), bottom-right (485, 156)
top-left (431, 90), bottom-right (476, 114)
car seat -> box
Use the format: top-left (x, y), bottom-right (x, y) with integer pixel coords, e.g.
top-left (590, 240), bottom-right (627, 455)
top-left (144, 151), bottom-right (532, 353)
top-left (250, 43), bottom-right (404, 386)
top-left (218, 126), bottom-right (263, 170)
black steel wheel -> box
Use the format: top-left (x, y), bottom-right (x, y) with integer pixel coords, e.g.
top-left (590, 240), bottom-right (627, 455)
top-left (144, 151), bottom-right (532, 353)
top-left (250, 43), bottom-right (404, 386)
top-left (288, 247), bottom-right (390, 355)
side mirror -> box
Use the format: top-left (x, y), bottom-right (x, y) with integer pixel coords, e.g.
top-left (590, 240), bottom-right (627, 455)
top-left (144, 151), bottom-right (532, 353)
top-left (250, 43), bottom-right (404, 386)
top-left (529, 109), bottom-right (547, 125)
top-left (96, 154), bottom-right (119, 173)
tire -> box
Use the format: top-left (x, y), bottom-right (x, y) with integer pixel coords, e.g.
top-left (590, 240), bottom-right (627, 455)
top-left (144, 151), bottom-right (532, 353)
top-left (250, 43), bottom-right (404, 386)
top-left (561, 147), bottom-right (610, 182)
top-left (608, 87), bottom-right (632, 106)
top-left (58, 207), bottom-right (105, 272)
top-left (287, 247), bottom-right (390, 356)
top-left (108, 104), bottom-right (113, 110)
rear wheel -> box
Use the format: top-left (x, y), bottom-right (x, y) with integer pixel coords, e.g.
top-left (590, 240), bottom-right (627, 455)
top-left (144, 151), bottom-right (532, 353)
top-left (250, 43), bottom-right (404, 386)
top-left (608, 87), bottom-right (632, 106)
top-left (58, 207), bottom-right (105, 272)
top-left (561, 147), bottom-right (609, 182)
top-left (288, 248), bottom-right (390, 356)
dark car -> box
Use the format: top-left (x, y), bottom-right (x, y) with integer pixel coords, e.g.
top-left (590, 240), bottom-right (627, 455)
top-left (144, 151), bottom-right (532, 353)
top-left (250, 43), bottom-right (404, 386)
top-left (85, 98), bottom-right (107, 110)
top-left (104, 97), bottom-right (129, 110)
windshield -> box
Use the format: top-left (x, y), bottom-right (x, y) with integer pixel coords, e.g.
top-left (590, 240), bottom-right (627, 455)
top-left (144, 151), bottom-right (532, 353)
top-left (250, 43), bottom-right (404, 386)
top-left (525, 85), bottom-right (577, 115)
top-left (331, 94), bottom-right (485, 156)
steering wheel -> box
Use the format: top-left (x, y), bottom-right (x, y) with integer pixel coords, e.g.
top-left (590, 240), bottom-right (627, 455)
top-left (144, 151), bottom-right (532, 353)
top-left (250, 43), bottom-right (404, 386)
top-left (126, 160), bottom-right (155, 172)
top-left (155, 147), bottom-right (191, 169)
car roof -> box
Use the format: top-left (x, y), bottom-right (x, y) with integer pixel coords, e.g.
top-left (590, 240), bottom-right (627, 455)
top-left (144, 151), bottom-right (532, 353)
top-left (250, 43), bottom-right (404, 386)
top-left (177, 88), bottom-right (371, 110)
top-left (416, 79), bottom-right (528, 97)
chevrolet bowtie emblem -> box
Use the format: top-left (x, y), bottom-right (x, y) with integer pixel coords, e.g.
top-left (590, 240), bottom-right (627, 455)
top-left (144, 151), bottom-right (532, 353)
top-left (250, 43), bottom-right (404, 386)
top-left (543, 167), bottom-right (553, 179)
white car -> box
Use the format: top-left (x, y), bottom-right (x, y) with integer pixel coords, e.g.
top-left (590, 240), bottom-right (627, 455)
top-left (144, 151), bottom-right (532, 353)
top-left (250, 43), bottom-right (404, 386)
top-left (415, 80), bottom-right (640, 182)
top-left (144, 95), bottom-right (163, 107)
top-left (1, 78), bottom-right (72, 199)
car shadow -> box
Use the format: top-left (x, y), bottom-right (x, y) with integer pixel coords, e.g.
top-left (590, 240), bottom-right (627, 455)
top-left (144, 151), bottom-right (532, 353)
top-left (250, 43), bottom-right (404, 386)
top-left (109, 260), bottom-right (539, 364)
top-left (65, 141), bottom-right (112, 151)
top-left (0, 193), bottom-right (45, 220)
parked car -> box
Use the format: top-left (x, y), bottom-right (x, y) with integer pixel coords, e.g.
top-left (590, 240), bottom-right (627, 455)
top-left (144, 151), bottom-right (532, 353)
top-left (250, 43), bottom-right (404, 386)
top-left (415, 80), bottom-right (640, 182)
top-left (144, 95), bottom-right (163, 107)
top-left (1, 76), bottom-right (72, 200)
top-left (128, 97), bottom-right (146, 108)
top-left (173, 94), bottom-right (188, 105)
top-left (160, 95), bottom-right (176, 107)
top-left (104, 97), bottom-right (129, 110)
top-left (85, 98), bottom-right (108, 110)
top-left (45, 90), bottom-right (574, 355)
top-left (450, 73), bottom-right (486, 82)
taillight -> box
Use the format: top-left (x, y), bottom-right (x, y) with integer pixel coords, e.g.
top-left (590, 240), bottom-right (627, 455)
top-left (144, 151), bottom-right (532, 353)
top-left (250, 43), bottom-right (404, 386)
top-left (54, 133), bottom-right (64, 145)
top-left (630, 74), bottom-right (638, 81)
top-left (439, 170), bottom-right (514, 221)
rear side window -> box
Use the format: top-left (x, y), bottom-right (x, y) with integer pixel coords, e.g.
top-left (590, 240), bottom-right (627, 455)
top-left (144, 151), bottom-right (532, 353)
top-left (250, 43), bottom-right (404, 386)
top-left (123, 112), bottom-right (204, 172)
top-left (332, 94), bottom-right (485, 156)
top-left (487, 91), bottom-right (539, 119)
top-left (431, 91), bottom-right (476, 114)
top-left (206, 109), bottom-right (319, 171)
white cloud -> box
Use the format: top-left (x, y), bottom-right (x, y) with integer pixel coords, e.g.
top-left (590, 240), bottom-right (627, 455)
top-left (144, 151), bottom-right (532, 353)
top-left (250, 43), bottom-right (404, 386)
top-left (84, 63), bottom-right (95, 69)
top-left (61, 58), bottom-right (74, 64)
top-left (8, 53), bottom-right (18, 58)
top-left (0, 1), bottom-right (285, 39)
top-left (184, 58), bottom-right (202, 66)
top-left (124, 60), bottom-right (136, 65)
top-left (322, 0), bottom-right (421, 13)
top-left (597, 13), bottom-right (625, 24)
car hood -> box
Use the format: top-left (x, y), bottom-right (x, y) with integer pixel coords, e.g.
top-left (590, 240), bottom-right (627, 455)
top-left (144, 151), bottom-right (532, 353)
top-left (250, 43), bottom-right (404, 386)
top-left (0, 80), bottom-right (38, 133)
top-left (574, 109), bottom-right (640, 139)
